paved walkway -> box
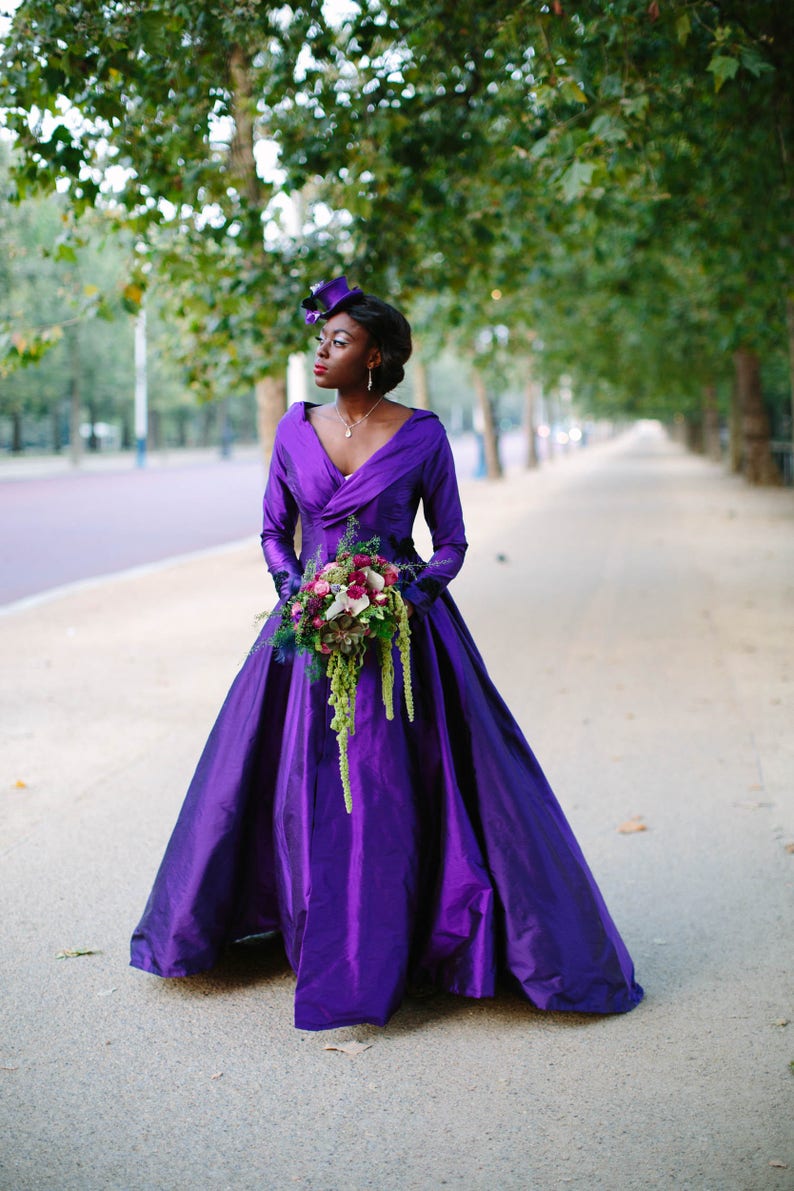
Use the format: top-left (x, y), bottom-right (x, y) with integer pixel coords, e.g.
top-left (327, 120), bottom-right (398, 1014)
top-left (1, 423), bottom-right (792, 1190)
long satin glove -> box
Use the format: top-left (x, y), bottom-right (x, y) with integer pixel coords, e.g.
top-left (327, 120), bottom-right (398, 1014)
top-left (260, 433), bottom-right (302, 601)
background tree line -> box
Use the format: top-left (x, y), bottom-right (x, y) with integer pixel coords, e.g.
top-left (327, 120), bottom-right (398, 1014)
top-left (0, 0), bottom-right (791, 483)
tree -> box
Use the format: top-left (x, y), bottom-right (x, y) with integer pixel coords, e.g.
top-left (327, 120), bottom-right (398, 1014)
top-left (2, 1), bottom-right (791, 483)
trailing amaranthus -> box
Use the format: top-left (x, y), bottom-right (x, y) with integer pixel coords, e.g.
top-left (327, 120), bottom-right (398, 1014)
top-left (263, 520), bottom-right (415, 813)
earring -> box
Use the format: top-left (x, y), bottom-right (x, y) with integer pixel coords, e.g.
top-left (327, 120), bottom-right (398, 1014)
top-left (367, 367), bottom-right (373, 393)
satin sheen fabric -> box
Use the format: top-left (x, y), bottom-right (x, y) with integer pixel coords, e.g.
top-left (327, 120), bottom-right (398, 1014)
top-left (130, 403), bottom-right (643, 1028)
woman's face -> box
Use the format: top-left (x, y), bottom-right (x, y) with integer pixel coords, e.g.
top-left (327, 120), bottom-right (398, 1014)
top-left (312, 312), bottom-right (381, 393)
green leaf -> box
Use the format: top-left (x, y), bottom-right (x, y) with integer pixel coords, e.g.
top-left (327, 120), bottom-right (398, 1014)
top-left (53, 242), bottom-right (78, 263)
top-left (676, 14), bottom-right (691, 45)
top-left (530, 133), bottom-right (554, 160)
top-left (561, 160), bottom-right (595, 203)
top-left (560, 79), bottom-right (588, 105)
top-left (707, 55), bottom-right (739, 92)
top-left (739, 47), bottom-right (773, 79)
top-left (589, 114), bottom-right (626, 144)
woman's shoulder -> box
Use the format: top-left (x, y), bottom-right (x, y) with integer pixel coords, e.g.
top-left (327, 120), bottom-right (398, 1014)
top-left (405, 408), bottom-right (450, 443)
top-left (280, 401), bottom-right (313, 425)
top-left (274, 401), bottom-right (313, 441)
top-left (405, 407), bottom-right (443, 429)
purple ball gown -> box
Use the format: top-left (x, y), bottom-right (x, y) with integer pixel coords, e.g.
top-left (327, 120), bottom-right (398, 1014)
top-left (130, 403), bottom-right (643, 1029)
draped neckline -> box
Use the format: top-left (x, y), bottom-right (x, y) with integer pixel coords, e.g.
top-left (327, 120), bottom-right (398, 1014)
top-left (302, 401), bottom-right (417, 481)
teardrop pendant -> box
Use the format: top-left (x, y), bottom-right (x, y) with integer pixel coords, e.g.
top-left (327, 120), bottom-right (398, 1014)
top-left (345, 428), bottom-right (352, 438)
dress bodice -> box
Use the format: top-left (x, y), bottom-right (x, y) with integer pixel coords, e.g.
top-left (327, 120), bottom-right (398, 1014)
top-left (260, 402), bottom-right (468, 618)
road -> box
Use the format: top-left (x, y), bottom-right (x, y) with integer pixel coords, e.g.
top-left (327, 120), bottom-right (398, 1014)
top-left (0, 431), bottom-right (537, 606)
top-left (0, 452), bottom-right (267, 605)
top-left (1, 423), bottom-right (791, 1190)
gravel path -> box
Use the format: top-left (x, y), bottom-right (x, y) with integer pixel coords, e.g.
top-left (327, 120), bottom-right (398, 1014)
top-left (1, 422), bottom-right (791, 1190)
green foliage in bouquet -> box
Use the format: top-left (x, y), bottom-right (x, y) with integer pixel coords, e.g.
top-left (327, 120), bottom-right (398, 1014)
top-left (269, 519), bottom-right (414, 812)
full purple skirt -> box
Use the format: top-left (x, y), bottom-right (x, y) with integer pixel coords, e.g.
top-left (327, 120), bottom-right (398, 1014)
top-left (131, 593), bottom-right (643, 1028)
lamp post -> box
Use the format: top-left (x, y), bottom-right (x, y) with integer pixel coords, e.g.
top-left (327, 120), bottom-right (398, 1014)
top-left (134, 307), bottom-right (148, 468)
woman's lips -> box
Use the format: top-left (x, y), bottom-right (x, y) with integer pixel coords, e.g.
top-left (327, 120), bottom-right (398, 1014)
top-left (313, 365), bottom-right (328, 375)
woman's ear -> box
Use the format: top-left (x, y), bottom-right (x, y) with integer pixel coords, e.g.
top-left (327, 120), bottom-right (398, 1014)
top-left (368, 346), bottom-right (382, 369)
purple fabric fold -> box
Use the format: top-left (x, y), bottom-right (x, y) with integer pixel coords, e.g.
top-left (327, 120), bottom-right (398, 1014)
top-left (131, 401), bottom-right (643, 1028)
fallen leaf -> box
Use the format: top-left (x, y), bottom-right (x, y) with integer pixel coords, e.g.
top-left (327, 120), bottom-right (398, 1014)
top-left (769, 1161), bottom-right (788, 1169)
top-left (1, 1065), bottom-right (19, 1071)
top-left (324, 1041), bottom-right (372, 1057)
top-left (210, 1072), bottom-right (224, 1080)
top-left (772, 1019), bottom-right (789, 1028)
top-left (55, 947), bottom-right (102, 959)
top-left (97, 988), bottom-right (117, 997)
top-left (617, 816), bottom-right (648, 834)
top-left (13, 779), bottom-right (27, 789)
top-left (733, 800), bottom-right (773, 810)
top-left (784, 843), bottom-right (794, 855)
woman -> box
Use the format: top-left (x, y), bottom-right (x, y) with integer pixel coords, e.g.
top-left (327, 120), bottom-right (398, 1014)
top-left (130, 276), bottom-right (643, 1030)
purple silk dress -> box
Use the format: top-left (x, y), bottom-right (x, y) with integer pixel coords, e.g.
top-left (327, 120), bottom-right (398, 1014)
top-left (130, 403), bottom-right (643, 1029)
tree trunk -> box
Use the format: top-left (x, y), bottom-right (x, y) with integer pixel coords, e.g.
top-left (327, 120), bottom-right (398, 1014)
top-left (685, 414), bottom-right (703, 454)
top-left (11, 408), bottom-right (23, 453)
top-left (787, 294), bottom-right (794, 454)
top-left (733, 348), bottom-right (779, 485)
top-left (702, 384), bottom-right (721, 461)
top-left (52, 406), bottom-right (62, 453)
top-left (523, 373), bottom-right (539, 469)
top-left (228, 45), bottom-right (263, 208)
top-left (472, 370), bottom-right (502, 479)
top-left (256, 375), bottom-right (287, 463)
top-left (68, 327), bottom-right (82, 468)
top-left (87, 400), bottom-right (99, 451)
top-left (149, 409), bottom-right (161, 450)
top-left (412, 356), bottom-right (430, 410)
top-left (229, 43), bottom-right (281, 469)
top-left (728, 371), bottom-right (742, 473)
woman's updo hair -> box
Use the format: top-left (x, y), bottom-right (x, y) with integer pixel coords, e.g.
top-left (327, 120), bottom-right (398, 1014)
top-left (347, 295), bottom-right (412, 395)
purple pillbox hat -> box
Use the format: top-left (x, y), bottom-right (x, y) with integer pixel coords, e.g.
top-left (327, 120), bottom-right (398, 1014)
top-left (301, 275), bottom-right (364, 324)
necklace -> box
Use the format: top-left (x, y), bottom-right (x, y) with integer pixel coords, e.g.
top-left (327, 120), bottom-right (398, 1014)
top-left (334, 395), bottom-right (385, 438)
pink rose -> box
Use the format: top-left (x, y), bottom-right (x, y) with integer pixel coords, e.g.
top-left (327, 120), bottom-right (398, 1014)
top-left (291, 602), bottom-right (303, 623)
top-left (320, 562), bottom-right (336, 576)
top-left (382, 565), bottom-right (399, 586)
top-left (312, 579), bottom-right (331, 596)
top-left (312, 615), bottom-right (324, 627)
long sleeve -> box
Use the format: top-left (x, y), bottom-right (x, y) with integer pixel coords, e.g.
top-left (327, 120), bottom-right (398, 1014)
top-left (401, 427), bottom-right (468, 618)
top-left (260, 432), bottom-right (302, 601)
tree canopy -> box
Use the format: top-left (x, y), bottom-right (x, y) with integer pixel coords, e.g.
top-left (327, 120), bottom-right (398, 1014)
top-left (1, 1), bottom-right (791, 469)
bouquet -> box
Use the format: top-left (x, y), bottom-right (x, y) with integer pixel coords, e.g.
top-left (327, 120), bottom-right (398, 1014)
top-left (268, 521), bottom-right (414, 813)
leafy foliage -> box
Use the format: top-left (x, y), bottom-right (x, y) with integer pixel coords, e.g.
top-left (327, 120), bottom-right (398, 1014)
top-left (0, 0), bottom-right (791, 439)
